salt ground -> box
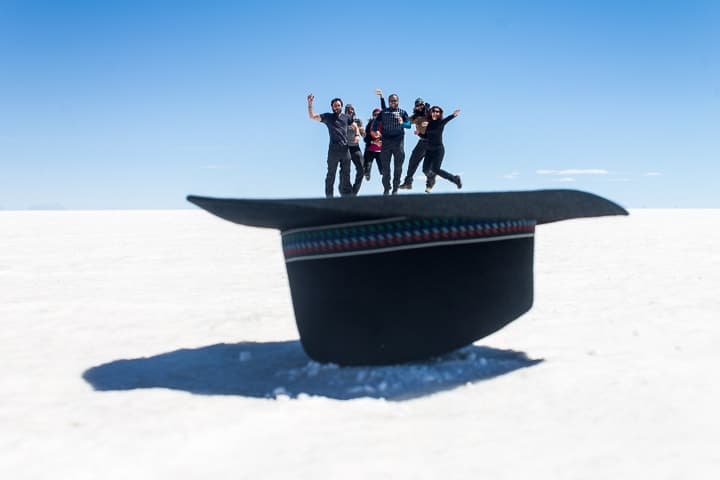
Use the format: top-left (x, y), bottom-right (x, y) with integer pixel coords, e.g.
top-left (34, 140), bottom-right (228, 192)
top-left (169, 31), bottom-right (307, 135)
top-left (1, 207), bottom-right (718, 479)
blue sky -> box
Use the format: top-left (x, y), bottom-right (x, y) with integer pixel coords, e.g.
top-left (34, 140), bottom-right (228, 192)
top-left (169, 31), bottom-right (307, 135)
top-left (1, 0), bottom-right (718, 209)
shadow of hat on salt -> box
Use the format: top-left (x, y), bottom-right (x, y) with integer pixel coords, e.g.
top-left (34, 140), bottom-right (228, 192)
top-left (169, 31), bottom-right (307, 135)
top-left (83, 341), bottom-right (543, 401)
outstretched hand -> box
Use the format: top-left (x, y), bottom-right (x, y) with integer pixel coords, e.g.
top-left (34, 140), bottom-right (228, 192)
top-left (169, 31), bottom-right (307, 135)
top-left (453, 109), bottom-right (461, 117)
top-left (375, 88), bottom-right (383, 97)
top-left (307, 93), bottom-right (314, 105)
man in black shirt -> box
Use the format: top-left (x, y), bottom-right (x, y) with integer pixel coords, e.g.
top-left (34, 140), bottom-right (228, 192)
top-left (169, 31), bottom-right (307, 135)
top-left (372, 89), bottom-right (410, 194)
top-left (307, 94), bottom-right (360, 197)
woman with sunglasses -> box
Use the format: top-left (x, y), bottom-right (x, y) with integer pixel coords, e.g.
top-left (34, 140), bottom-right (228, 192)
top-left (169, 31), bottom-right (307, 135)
top-left (422, 106), bottom-right (462, 193)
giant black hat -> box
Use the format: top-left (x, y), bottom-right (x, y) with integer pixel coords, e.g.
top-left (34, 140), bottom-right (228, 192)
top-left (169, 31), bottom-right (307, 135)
top-left (188, 190), bottom-right (627, 366)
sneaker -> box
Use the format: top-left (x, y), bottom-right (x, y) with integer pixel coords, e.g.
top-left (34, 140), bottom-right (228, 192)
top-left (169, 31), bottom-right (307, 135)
top-left (425, 186), bottom-right (433, 193)
top-left (364, 171), bottom-right (371, 181)
top-left (398, 181), bottom-right (412, 190)
top-left (391, 188), bottom-right (398, 195)
top-left (383, 189), bottom-right (390, 195)
top-left (454, 175), bottom-right (462, 189)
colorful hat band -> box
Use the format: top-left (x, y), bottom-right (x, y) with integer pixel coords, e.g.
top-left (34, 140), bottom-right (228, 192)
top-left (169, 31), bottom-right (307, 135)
top-left (281, 217), bottom-right (536, 263)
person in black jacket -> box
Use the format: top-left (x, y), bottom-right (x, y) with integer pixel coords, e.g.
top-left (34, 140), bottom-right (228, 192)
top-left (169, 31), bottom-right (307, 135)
top-left (372, 88), bottom-right (410, 194)
top-left (422, 106), bottom-right (462, 193)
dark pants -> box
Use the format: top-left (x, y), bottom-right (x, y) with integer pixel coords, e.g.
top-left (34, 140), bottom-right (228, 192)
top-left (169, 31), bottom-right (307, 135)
top-left (403, 139), bottom-right (427, 185)
top-left (380, 137), bottom-right (405, 191)
top-left (423, 145), bottom-right (455, 187)
top-left (325, 144), bottom-right (352, 197)
top-left (349, 145), bottom-right (364, 195)
top-left (363, 149), bottom-right (382, 177)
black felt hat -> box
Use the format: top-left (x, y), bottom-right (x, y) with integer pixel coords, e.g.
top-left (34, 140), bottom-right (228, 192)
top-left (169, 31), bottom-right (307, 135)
top-left (188, 190), bottom-right (627, 366)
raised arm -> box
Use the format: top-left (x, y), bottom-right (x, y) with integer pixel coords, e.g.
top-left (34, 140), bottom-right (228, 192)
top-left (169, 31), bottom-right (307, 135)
top-left (307, 94), bottom-right (322, 121)
top-left (375, 88), bottom-right (387, 110)
top-left (442, 109), bottom-right (461, 125)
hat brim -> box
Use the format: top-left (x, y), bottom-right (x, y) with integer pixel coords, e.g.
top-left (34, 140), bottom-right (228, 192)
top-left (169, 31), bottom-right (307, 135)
top-left (187, 190), bottom-right (627, 231)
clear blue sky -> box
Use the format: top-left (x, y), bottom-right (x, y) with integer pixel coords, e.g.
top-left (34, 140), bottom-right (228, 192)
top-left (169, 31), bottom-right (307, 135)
top-left (1, 0), bottom-right (718, 209)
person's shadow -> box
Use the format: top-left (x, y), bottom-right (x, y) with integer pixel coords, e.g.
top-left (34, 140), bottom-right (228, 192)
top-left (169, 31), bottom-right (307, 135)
top-left (83, 341), bottom-right (542, 401)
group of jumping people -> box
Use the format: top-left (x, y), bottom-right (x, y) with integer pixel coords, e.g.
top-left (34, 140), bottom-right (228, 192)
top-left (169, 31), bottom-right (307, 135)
top-left (307, 89), bottom-right (462, 198)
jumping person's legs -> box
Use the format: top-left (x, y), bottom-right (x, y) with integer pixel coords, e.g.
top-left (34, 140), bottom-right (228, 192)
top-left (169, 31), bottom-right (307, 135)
top-left (399, 140), bottom-right (426, 189)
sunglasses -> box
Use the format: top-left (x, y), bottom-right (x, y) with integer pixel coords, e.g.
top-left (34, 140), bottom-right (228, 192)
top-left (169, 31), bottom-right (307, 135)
top-left (431, 110), bottom-right (441, 113)
top-left (389, 99), bottom-right (399, 103)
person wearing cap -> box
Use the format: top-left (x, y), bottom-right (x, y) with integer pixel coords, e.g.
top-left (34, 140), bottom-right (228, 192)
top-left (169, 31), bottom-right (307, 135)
top-left (307, 94), bottom-right (360, 198)
top-left (344, 104), bottom-right (365, 195)
top-left (371, 88), bottom-right (410, 195)
top-left (423, 106), bottom-right (462, 193)
top-left (398, 97), bottom-right (431, 190)
top-left (363, 108), bottom-right (383, 182)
